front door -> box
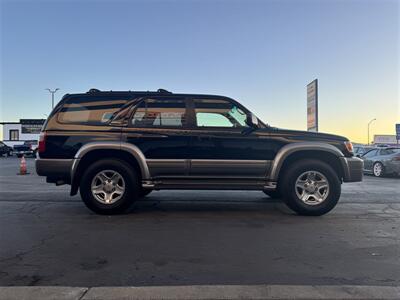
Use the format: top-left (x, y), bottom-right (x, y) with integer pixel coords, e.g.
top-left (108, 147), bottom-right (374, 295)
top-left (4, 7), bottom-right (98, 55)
top-left (122, 97), bottom-right (191, 177)
top-left (188, 98), bottom-right (272, 178)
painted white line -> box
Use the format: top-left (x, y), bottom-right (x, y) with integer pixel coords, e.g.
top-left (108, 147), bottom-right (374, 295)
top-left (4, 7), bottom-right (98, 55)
top-left (0, 285), bottom-right (399, 300)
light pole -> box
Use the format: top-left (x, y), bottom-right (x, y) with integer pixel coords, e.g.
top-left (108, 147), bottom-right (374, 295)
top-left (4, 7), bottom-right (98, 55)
top-left (46, 88), bottom-right (59, 109)
top-left (367, 118), bottom-right (376, 145)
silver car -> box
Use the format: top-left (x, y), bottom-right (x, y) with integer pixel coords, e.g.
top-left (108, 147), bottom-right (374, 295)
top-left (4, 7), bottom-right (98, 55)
top-left (361, 147), bottom-right (400, 177)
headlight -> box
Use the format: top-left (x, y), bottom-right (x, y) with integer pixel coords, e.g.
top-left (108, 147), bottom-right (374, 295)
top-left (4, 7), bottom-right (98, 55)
top-left (344, 141), bottom-right (354, 153)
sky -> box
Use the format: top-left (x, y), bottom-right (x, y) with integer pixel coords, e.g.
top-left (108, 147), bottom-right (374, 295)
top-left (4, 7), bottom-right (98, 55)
top-left (0, 0), bottom-right (399, 143)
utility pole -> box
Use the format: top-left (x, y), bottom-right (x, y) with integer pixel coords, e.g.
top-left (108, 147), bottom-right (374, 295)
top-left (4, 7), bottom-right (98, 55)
top-left (367, 118), bottom-right (376, 145)
top-left (46, 88), bottom-right (60, 109)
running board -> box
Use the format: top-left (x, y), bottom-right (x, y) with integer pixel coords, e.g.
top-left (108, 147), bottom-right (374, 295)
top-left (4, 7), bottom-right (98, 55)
top-left (142, 179), bottom-right (277, 191)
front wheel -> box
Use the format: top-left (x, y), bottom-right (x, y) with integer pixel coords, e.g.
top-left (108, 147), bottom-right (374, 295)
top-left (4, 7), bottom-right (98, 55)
top-left (281, 159), bottom-right (341, 216)
top-left (373, 162), bottom-right (384, 177)
top-left (80, 159), bottom-right (140, 215)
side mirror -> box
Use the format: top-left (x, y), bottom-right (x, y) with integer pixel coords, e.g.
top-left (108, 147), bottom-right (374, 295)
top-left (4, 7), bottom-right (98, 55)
top-left (246, 113), bottom-right (259, 128)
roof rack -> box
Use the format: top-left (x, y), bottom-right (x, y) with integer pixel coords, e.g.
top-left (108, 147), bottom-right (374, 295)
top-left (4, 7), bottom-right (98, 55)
top-left (157, 89), bottom-right (172, 94)
top-left (87, 88), bottom-right (101, 93)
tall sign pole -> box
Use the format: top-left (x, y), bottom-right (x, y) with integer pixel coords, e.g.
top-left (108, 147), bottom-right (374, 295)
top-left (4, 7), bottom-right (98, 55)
top-left (307, 79), bottom-right (318, 132)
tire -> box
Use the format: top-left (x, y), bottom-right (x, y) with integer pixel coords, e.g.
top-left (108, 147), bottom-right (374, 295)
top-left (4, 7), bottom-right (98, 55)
top-left (17, 154), bottom-right (22, 158)
top-left (79, 159), bottom-right (140, 215)
top-left (139, 189), bottom-right (152, 198)
top-left (280, 159), bottom-right (341, 216)
top-left (373, 162), bottom-right (384, 177)
top-left (263, 190), bottom-right (281, 199)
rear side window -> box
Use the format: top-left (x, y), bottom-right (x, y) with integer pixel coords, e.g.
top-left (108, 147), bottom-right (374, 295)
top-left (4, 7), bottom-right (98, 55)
top-left (58, 97), bottom-right (128, 125)
top-left (131, 98), bottom-right (186, 127)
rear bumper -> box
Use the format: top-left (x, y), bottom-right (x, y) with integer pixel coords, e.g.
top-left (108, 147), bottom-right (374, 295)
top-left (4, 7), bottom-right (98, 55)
top-left (340, 156), bottom-right (363, 182)
top-left (35, 158), bottom-right (74, 183)
top-left (383, 161), bottom-right (400, 175)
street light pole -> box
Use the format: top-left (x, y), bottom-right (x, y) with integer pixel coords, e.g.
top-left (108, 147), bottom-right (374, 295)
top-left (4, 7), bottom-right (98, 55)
top-left (46, 88), bottom-right (60, 109)
top-left (367, 118), bottom-right (376, 145)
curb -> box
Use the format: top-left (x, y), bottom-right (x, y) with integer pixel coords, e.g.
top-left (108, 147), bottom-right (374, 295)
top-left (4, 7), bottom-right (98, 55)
top-left (0, 285), bottom-right (399, 300)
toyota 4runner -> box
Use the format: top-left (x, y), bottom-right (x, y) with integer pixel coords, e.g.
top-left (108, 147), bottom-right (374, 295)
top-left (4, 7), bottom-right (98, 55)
top-left (36, 89), bottom-right (363, 215)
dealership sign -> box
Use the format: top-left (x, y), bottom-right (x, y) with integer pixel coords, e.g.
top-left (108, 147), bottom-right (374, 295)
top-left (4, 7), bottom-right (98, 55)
top-left (396, 123), bottom-right (400, 140)
top-left (20, 119), bottom-right (45, 134)
top-left (307, 79), bottom-right (318, 132)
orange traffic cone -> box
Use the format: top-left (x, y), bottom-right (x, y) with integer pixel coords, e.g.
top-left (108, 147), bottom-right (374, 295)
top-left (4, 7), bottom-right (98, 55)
top-left (18, 155), bottom-right (27, 175)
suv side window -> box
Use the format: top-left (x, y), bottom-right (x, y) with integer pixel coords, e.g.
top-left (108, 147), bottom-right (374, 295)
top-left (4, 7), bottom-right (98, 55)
top-left (58, 96), bottom-right (128, 125)
top-left (131, 98), bottom-right (186, 127)
top-left (193, 99), bottom-right (248, 128)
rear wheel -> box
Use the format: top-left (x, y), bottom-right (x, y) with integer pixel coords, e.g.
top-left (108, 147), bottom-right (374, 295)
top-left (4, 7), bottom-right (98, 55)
top-left (281, 159), bottom-right (341, 216)
top-left (80, 159), bottom-right (139, 215)
top-left (373, 162), bottom-right (384, 177)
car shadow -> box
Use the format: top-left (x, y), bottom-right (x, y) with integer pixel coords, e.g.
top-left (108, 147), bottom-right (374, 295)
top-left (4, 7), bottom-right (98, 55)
top-left (127, 193), bottom-right (294, 216)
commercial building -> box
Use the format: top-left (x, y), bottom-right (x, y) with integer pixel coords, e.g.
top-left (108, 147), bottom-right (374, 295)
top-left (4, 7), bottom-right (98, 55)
top-left (373, 134), bottom-right (398, 147)
top-left (0, 119), bottom-right (45, 147)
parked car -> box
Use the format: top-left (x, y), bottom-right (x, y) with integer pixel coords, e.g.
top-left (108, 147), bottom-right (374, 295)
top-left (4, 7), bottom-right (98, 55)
top-left (353, 145), bottom-right (376, 157)
top-left (14, 141), bottom-right (36, 157)
top-left (24, 140), bottom-right (38, 154)
top-left (361, 147), bottom-right (400, 177)
top-left (0, 141), bottom-right (13, 157)
top-left (36, 89), bottom-right (363, 216)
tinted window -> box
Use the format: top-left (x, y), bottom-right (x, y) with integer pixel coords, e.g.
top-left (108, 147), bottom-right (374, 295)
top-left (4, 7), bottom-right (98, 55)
top-left (380, 148), bottom-right (400, 155)
top-left (58, 97), bottom-right (128, 125)
top-left (131, 98), bottom-right (186, 127)
top-left (363, 149), bottom-right (378, 158)
top-left (194, 99), bottom-right (248, 128)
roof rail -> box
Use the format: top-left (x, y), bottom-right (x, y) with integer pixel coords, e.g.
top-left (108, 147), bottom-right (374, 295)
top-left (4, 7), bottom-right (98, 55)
top-left (157, 89), bottom-right (172, 94)
top-left (87, 88), bottom-right (101, 93)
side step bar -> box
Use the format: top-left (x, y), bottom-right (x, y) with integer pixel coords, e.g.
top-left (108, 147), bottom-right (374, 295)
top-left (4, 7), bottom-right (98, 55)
top-left (142, 179), bottom-right (277, 191)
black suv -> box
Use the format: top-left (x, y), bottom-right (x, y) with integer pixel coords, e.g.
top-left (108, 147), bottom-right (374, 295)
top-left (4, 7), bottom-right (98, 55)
top-left (36, 89), bottom-right (363, 215)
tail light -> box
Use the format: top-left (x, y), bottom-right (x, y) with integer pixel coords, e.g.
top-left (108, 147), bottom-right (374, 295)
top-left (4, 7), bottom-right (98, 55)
top-left (344, 141), bottom-right (354, 154)
top-left (38, 132), bottom-right (46, 154)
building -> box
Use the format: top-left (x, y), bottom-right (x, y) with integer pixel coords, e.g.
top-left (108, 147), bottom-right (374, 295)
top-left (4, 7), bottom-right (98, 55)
top-left (0, 119), bottom-right (46, 147)
top-left (373, 134), bottom-right (398, 147)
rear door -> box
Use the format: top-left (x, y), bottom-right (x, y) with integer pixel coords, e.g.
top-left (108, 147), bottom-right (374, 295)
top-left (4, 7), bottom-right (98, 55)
top-left (122, 97), bottom-right (191, 177)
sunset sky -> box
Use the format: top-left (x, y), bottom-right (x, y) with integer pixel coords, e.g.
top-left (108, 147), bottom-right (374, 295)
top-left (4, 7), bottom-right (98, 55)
top-left (1, 0), bottom-right (399, 143)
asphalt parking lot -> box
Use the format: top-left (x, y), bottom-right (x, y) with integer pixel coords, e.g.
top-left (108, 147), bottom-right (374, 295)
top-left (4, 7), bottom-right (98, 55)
top-left (0, 156), bottom-right (399, 288)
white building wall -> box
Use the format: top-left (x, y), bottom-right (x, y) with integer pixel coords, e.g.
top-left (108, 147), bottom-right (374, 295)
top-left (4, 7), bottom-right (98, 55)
top-left (2, 123), bottom-right (41, 147)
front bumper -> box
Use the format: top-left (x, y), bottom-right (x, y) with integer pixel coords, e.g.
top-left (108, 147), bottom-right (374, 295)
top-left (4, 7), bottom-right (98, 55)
top-left (340, 156), bottom-right (364, 182)
top-left (36, 158), bottom-right (74, 183)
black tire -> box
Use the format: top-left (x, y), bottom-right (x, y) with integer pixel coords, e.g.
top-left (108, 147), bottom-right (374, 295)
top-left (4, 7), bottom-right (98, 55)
top-left (17, 154), bottom-right (22, 158)
top-left (263, 190), bottom-right (281, 199)
top-left (139, 189), bottom-right (152, 198)
top-left (372, 162), bottom-right (384, 177)
top-left (280, 159), bottom-right (341, 216)
top-left (79, 159), bottom-right (140, 215)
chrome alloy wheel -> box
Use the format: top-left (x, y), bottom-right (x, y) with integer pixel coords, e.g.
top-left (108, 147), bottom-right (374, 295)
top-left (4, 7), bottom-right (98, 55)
top-left (91, 170), bottom-right (125, 204)
top-left (295, 171), bottom-right (330, 205)
top-left (373, 163), bottom-right (383, 177)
